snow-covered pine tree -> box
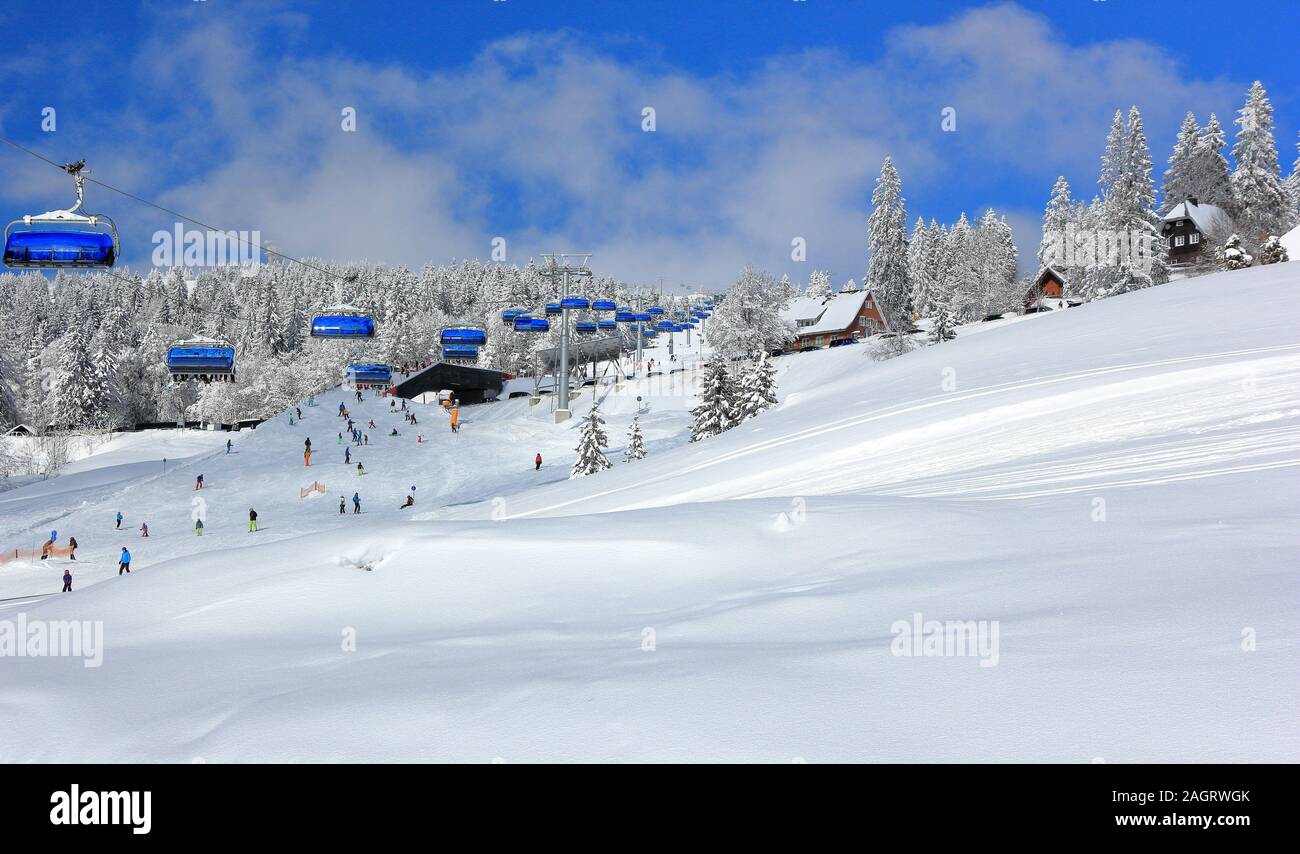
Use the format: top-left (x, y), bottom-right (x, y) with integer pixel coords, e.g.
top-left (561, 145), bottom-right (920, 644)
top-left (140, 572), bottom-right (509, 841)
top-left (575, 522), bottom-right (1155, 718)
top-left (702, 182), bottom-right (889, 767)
top-left (0, 346), bottom-right (19, 431)
top-left (928, 290), bottom-right (957, 344)
top-left (707, 266), bottom-right (794, 360)
top-left (944, 212), bottom-right (978, 320)
top-left (1039, 176), bottom-right (1072, 272)
top-left (1288, 131), bottom-right (1300, 227)
top-left (865, 157), bottom-right (912, 330)
top-left (1091, 106), bottom-right (1167, 296)
top-left (1191, 113), bottom-right (1236, 212)
top-left (1231, 81), bottom-right (1290, 246)
top-left (973, 209), bottom-right (1019, 318)
top-left (570, 401), bottom-right (612, 478)
top-left (1220, 234), bottom-right (1253, 270)
top-left (44, 324), bottom-right (99, 430)
top-left (689, 361), bottom-right (735, 442)
top-left (734, 352), bottom-right (778, 423)
top-left (925, 220), bottom-right (952, 317)
top-left (1161, 112), bottom-right (1201, 208)
top-left (1098, 110), bottom-right (1129, 216)
top-left (87, 328), bottom-right (125, 431)
top-left (623, 416), bottom-right (646, 462)
top-left (908, 216), bottom-right (932, 318)
top-left (806, 269), bottom-right (833, 302)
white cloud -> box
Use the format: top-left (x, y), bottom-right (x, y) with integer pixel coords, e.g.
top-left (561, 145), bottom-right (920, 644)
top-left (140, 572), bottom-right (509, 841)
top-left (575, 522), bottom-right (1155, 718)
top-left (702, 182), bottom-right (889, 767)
top-left (1, 2), bottom-right (1251, 288)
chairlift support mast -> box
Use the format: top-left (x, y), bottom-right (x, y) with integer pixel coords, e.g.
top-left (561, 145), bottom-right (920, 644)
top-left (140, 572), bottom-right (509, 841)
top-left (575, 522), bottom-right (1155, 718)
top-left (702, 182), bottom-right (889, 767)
top-left (538, 253), bottom-right (592, 423)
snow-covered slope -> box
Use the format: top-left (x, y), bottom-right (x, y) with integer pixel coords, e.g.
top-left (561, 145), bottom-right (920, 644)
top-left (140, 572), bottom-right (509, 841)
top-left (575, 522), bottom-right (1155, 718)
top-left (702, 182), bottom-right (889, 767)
top-left (1, 266), bottom-right (1296, 762)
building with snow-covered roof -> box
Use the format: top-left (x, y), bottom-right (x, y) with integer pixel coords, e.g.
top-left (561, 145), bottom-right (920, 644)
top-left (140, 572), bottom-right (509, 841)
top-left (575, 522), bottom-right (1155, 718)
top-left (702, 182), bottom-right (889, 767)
top-left (1281, 223), bottom-right (1299, 261)
top-left (779, 288), bottom-right (887, 351)
top-left (1160, 197), bottom-right (1232, 262)
top-left (1022, 267), bottom-right (1082, 311)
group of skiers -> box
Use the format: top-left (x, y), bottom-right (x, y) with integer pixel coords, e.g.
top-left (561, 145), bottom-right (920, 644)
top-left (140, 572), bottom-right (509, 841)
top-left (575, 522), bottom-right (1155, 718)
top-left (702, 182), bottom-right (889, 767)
top-left (38, 530), bottom-right (77, 562)
top-left (45, 386), bottom-right (551, 595)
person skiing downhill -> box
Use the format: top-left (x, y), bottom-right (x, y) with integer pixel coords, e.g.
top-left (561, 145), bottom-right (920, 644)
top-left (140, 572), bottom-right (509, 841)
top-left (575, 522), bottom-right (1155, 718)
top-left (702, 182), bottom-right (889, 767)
top-left (226, 439), bottom-right (233, 454)
top-left (338, 401), bottom-right (346, 416)
top-left (345, 446), bottom-right (351, 464)
top-left (195, 519), bottom-right (204, 536)
top-left (195, 474), bottom-right (204, 489)
top-left (68, 536), bottom-right (78, 560)
top-left (339, 496), bottom-right (346, 515)
top-left (248, 508), bottom-right (258, 532)
top-left (116, 511), bottom-right (123, 529)
top-left (62, 568), bottom-right (72, 593)
top-left (140, 522), bottom-right (149, 537)
top-left (399, 494), bottom-right (414, 509)
top-left (119, 547), bottom-right (131, 575)
top-left (352, 492), bottom-right (361, 514)
top-left (356, 462), bottom-right (366, 476)
top-left (535, 453), bottom-right (542, 471)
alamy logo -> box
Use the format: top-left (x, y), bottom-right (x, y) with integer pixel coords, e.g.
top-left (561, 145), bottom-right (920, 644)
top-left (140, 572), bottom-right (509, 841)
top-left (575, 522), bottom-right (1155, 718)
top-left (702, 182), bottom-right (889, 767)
top-left (50, 785), bottom-right (151, 835)
top-left (1040, 224), bottom-right (1156, 273)
top-left (890, 612), bottom-right (1000, 667)
top-left (152, 223), bottom-right (262, 269)
top-left (0, 613), bottom-right (103, 668)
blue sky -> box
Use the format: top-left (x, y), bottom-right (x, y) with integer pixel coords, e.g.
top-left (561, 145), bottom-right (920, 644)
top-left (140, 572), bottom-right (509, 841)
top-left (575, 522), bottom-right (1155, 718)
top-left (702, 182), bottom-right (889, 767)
top-left (0, 0), bottom-right (1295, 289)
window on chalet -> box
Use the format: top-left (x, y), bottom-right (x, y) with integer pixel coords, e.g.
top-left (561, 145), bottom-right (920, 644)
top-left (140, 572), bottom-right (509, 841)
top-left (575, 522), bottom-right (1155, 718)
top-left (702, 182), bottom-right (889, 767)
top-left (1189, 233), bottom-right (1200, 245)
top-left (1174, 235), bottom-right (1185, 247)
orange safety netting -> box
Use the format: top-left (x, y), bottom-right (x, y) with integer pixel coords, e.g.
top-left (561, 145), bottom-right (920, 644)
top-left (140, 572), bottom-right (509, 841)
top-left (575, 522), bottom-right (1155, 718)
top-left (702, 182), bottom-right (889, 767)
top-left (0, 544), bottom-right (75, 565)
top-left (299, 481), bottom-right (327, 498)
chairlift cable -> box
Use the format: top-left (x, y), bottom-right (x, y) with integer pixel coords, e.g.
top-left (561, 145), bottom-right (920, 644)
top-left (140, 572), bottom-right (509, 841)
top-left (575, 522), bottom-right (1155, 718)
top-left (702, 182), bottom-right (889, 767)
top-left (0, 135), bottom-right (355, 286)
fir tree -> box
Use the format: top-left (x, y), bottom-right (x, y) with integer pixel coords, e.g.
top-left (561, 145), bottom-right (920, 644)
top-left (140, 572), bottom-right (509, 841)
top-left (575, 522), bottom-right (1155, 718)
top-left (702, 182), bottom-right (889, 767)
top-left (806, 269), bottom-right (834, 302)
top-left (1039, 176), bottom-right (1072, 271)
top-left (1161, 112), bottom-right (1201, 208)
top-left (734, 352), bottom-right (778, 423)
top-left (928, 291), bottom-right (957, 344)
top-left (865, 157), bottom-right (912, 330)
top-left (1231, 81), bottom-right (1290, 244)
top-left (570, 402), bottom-right (612, 478)
top-left (44, 325), bottom-right (98, 430)
top-left (623, 416), bottom-right (646, 462)
top-left (1191, 113), bottom-right (1235, 211)
top-left (689, 361), bottom-right (735, 442)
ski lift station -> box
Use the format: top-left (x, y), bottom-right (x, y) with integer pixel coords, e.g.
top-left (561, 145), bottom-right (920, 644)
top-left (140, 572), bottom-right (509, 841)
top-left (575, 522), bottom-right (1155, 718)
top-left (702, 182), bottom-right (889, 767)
top-left (390, 361), bottom-right (509, 405)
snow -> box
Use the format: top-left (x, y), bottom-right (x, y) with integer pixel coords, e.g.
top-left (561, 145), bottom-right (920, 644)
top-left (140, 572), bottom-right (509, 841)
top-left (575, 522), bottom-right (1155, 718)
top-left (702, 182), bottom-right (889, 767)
top-left (1282, 223), bottom-right (1300, 259)
top-left (1160, 199), bottom-right (1230, 234)
top-left (1, 267), bottom-right (1297, 761)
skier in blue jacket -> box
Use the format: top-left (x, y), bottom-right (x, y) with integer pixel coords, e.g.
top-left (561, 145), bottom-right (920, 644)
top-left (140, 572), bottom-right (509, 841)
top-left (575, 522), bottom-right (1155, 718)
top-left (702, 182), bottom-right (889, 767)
top-left (118, 548), bottom-right (131, 575)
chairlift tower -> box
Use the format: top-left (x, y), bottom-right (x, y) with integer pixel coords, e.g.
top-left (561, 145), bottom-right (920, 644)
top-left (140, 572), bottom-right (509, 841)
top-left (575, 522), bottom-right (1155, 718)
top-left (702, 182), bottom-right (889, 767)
top-left (539, 253), bottom-right (592, 423)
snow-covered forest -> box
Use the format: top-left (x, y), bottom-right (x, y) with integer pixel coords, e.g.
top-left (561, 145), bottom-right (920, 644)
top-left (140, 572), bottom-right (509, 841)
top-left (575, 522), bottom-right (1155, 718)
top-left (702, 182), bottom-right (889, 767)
top-left (2, 85), bottom-right (1296, 442)
top-left (0, 260), bottom-right (671, 433)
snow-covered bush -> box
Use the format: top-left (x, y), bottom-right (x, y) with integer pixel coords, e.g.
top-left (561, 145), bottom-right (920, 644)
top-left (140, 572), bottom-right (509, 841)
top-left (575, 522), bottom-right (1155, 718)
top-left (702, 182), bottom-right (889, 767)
top-left (1221, 234), bottom-right (1253, 270)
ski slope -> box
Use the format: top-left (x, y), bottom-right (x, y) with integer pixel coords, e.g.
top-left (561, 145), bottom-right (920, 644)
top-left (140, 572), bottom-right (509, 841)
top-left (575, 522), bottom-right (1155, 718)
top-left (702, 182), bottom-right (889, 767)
top-left (0, 266), bottom-right (1296, 762)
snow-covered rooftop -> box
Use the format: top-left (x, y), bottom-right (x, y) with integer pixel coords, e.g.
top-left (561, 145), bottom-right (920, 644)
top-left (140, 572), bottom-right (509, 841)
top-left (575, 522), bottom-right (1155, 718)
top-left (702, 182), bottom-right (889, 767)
top-left (781, 290), bottom-right (870, 335)
top-left (1161, 199), bottom-right (1230, 234)
top-left (1282, 224), bottom-right (1300, 260)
